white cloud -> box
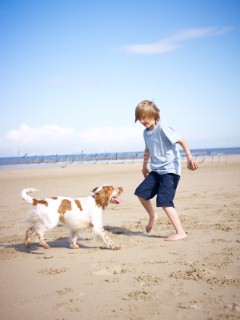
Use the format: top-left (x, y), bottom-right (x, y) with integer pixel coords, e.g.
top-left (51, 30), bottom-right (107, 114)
top-left (117, 26), bottom-right (233, 55)
top-left (6, 123), bottom-right (74, 143)
top-left (0, 124), bottom-right (144, 156)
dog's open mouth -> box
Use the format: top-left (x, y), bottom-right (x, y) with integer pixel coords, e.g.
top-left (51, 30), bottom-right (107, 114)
top-left (111, 197), bottom-right (122, 204)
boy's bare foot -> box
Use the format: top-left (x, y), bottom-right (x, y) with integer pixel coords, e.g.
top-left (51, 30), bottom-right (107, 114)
top-left (146, 213), bottom-right (158, 233)
top-left (165, 233), bottom-right (187, 241)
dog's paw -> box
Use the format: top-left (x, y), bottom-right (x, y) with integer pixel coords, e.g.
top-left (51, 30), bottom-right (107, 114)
top-left (70, 243), bottom-right (80, 249)
top-left (40, 241), bottom-right (50, 249)
top-left (111, 245), bottom-right (121, 250)
top-left (24, 240), bottom-right (31, 249)
top-left (100, 245), bottom-right (121, 250)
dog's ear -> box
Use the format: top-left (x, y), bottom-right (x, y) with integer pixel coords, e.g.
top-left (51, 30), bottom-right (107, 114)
top-left (118, 187), bottom-right (123, 193)
top-left (94, 186), bottom-right (114, 209)
top-left (92, 187), bottom-right (98, 193)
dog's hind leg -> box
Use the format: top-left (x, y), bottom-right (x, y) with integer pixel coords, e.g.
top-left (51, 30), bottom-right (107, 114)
top-left (36, 229), bottom-right (50, 249)
top-left (24, 226), bottom-right (35, 248)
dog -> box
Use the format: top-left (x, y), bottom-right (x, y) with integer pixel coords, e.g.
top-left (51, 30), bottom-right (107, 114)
top-left (21, 185), bottom-right (123, 250)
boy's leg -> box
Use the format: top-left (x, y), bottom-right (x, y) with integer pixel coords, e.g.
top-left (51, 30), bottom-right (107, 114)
top-left (135, 172), bottom-right (159, 233)
top-left (138, 197), bottom-right (157, 233)
top-left (162, 206), bottom-right (187, 240)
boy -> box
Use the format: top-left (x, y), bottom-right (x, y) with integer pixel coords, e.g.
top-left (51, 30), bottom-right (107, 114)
top-left (134, 100), bottom-right (198, 241)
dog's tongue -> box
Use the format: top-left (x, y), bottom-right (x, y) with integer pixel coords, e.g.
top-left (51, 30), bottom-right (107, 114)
top-left (112, 197), bottom-right (122, 204)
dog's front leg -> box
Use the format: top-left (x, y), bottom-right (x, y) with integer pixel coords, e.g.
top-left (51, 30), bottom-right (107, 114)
top-left (69, 232), bottom-right (80, 249)
top-left (94, 228), bottom-right (120, 250)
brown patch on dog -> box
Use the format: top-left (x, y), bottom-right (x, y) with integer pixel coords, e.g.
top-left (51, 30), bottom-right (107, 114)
top-left (58, 199), bottom-right (72, 215)
top-left (75, 200), bottom-right (83, 211)
top-left (32, 199), bottom-right (48, 206)
top-left (51, 197), bottom-right (58, 200)
top-left (59, 215), bottom-right (65, 224)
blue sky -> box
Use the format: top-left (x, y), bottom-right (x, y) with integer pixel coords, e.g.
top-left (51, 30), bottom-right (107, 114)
top-left (0, 0), bottom-right (239, 156)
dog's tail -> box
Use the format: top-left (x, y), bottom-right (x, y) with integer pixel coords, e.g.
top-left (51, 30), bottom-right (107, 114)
top-left (21, 188), bottom-right (39, 204)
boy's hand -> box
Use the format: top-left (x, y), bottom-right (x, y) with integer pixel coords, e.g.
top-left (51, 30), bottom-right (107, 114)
top-left (142, 167), bottom-right (149, 177)
top-left (187, 159), bottom-right (198, 171)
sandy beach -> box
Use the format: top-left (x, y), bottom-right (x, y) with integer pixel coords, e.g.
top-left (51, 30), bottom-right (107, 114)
top-left (0, 156), bottom-right (239, 320)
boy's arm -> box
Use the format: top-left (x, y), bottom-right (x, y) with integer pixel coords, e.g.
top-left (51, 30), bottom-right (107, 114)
top-left (177, 139), bottom-right (198, 170)
top-left (142, 148), bottom-right (150, 177)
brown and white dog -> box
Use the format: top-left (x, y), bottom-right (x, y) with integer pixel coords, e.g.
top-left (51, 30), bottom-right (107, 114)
top-left (21, 185), bottom-right (123, 250)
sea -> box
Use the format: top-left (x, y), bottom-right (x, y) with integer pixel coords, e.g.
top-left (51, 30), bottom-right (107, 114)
top-left (0, 147), bottom-right (240, 170)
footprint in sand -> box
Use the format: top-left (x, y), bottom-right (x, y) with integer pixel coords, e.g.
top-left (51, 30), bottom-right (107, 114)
top-left (133, 273), bottom-right (162, 287)
top-left (122, 290), bottom-right (153, 301)
top-left (54, 296), bottom-right (84, 312)
top-left (0, 248), bottom-right (18, 260)
top-left (56, 288), bottom-right (74, 295)
top-left (38, 267), bottom-right (68, 275)
top-left (93, 266), bottom-right (126, 276)
top-left (177, 300), bottom-right (201, 309)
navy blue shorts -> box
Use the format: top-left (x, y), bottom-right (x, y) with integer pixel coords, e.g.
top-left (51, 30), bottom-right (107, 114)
top-left (134, 172), bottom-right (180, 207)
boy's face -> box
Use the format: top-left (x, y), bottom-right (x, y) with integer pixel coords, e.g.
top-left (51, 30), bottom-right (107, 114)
top-left (139, 117), bottom-right (156, 130)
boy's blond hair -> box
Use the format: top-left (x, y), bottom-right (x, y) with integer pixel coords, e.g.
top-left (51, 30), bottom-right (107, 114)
top-left (135, 100), bottom-right (160, 123)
